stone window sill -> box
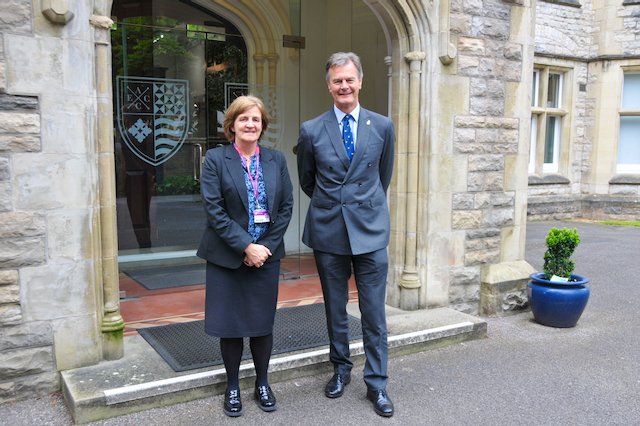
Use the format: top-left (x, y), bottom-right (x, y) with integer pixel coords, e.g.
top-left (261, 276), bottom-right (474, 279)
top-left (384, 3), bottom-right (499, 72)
top-left (609, 174), bottom-right (640, 185)
top-left (541, 0), bottom-right (581, 7)
top-left (528, 174), bottom-right (570, 185)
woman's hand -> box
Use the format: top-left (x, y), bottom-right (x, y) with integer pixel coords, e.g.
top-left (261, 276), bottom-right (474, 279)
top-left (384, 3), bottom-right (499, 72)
top-left (243, 243), bottom-right (272, 268)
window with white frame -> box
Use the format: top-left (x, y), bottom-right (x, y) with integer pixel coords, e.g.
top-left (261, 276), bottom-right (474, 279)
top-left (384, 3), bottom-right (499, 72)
top-left (617, 72), bottom-right (640, 173)
top-left (530, 67), bottom-right (568, 174)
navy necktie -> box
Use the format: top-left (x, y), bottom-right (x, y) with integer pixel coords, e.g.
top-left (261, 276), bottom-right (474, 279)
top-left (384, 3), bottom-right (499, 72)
top-left (342, 114), bottom-right (354, 162)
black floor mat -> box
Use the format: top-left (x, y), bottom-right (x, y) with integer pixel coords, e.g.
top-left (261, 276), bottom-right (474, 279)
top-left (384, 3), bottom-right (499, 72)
top-left (122, 262), bottom-right (205, 290)
top-left (138, 303), bottom-right (363, 372)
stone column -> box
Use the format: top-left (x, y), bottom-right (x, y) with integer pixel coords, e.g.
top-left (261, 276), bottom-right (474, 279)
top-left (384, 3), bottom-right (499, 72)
top-left (397, 51), bottom-right (426, 309)
top-left (384, 55), bottom-right (392, 114)
top-left (91, 12), bottom-right (125, 360)
top-left (254, 54), bottom-right (266, 86)
top-left (264, 53), bottom-right (280, 145)
top-left (266, 53), bottom-right (279, 87)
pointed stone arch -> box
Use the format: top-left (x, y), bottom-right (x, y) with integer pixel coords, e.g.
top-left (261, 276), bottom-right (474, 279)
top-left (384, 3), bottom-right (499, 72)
top-left (92, 0), bottom-right (445, 360)
top-left (191, 0), bottom-right (289, 87)
top-left (203, 0), bottom-right (445, 310)
top-left (363, 0), bottom-right (438, 310)
top-left (190, 0), bottom-right (298, 147)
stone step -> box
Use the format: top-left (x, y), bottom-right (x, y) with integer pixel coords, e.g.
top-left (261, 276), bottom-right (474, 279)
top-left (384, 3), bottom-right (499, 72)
top-left (61, 307), bottom-right (486, 424)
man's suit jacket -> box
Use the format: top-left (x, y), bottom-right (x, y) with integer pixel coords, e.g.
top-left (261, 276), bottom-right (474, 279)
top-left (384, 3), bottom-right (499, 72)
top-left (197, 144), bottom-right (293, 269)
top-left (297, 107), bottom-right (395, 255)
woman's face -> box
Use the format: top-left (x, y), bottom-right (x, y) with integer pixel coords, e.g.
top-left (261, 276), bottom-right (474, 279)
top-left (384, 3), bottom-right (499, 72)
top-left (232, 106), bottom-right (263, 144)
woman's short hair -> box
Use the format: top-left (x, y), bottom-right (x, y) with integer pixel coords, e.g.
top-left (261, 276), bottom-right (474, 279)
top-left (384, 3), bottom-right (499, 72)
top-left (325, 52), bottom-right (363, 82)
top-left (223, 95), bottom-right (270, 141)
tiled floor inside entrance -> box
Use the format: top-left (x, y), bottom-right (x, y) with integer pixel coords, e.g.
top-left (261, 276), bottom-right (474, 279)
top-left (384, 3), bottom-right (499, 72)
top-left (119, 254), bottom-right (358, 336)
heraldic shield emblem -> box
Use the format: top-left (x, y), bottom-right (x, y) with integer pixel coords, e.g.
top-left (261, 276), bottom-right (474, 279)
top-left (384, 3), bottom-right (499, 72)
top-left (116, 76), bottom-right (190, 166)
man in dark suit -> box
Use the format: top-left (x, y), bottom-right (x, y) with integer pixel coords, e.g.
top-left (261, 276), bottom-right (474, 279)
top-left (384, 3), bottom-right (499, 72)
top-left (296, 52), bottom-right (395, 417)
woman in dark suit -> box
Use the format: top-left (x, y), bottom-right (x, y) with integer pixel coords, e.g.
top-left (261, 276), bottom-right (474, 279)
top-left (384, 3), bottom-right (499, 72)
top-left (197, 95), bottom-right (293, 417)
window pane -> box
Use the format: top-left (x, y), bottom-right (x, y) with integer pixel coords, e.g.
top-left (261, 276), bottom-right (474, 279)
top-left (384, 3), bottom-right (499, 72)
top-left (622, 74), bottom-right (640, 109)
top-left (547, 73), bottom-right (562, 108)
top-left (532, 70), bottom-right (539, 107)
top-left (544, 116), bottom-right (560, 164)
top-left (529, 115), bottom-right (538, 173)
top-left (618, 116), bottom-right (640, 164)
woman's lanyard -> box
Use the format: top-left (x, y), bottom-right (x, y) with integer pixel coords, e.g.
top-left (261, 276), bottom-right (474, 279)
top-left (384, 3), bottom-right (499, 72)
top-left (234, 143), bottom-right (270, 223)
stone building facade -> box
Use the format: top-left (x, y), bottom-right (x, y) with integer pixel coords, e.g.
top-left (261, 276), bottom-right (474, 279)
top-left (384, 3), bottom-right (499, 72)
top-left (1, 1), bottom-right (108, 402)
top-left (0, 0), bottom-right (637, 404)
top-left (528, 0), bottom-right (640, 219)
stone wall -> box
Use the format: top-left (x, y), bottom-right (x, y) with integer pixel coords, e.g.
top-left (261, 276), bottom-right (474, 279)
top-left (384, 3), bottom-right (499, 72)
top-left (595, 0), bottom-right (640, 214)
top-left (528, 0), bottom-right (640, 220)
top-left (618, 1), bottom-right (640, 54)
top-left (527, 0), bottom-right (595, 220)
top-left (447, 0), bottom-right (526, 314)
top-left (0, 2), bottom-right (59, 402)
top-left (535, 0), bottom-right (596, 58)
top-left (0, 0), bottom-right (104, 403)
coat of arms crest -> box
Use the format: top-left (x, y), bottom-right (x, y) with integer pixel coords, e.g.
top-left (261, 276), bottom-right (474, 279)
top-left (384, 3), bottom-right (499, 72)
top-left (116, 76), bottom-right (190, 166)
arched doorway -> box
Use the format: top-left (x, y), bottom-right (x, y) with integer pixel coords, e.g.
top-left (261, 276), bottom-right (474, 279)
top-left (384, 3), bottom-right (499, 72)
top-left (110, 0), bottom-right (391, 330)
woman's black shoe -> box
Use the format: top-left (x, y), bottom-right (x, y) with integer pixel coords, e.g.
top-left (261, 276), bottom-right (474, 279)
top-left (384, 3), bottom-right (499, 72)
top-left (254, 385), bottom-right (277, 412)
top-left (223, 388), bottom-right (242, 417)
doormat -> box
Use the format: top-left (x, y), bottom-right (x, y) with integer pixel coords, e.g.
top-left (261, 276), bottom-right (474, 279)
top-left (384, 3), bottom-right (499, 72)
top-left (138, 303), bottom-right (363, 372)
top-left (122, 262), bottom-right (205, 290)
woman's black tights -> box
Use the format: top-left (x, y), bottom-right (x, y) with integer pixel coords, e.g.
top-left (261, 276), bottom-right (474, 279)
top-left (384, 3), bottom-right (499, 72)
top-left (220, 334), bottom-right (273, 389)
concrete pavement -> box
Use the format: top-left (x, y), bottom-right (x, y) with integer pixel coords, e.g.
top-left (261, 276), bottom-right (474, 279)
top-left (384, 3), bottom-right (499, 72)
top-left (1, 220), bottom-right (639, 425)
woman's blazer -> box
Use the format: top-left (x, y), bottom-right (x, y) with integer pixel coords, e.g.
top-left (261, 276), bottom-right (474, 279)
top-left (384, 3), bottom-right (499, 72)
top-left (197, 144), bottom-right (293, 269)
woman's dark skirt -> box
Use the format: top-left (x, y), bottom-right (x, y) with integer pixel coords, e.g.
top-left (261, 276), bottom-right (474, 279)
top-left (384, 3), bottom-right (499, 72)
top-left (204, 260), bottom-right (279, 338)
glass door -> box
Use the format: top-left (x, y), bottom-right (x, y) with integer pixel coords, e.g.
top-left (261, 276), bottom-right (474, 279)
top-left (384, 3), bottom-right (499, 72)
top-left (111, 0), bottom-right (305, 325)
top-left (112, 4), bottom-right (247, 260)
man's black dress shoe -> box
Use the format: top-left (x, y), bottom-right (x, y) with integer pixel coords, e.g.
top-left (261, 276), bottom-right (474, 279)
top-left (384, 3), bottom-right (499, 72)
top-left (254, 385), bottom-right (277, 412)
top-left (223, 388), bottom-right (242, 417)
top-left (366, 389), bottom-right (394, 417)
top-left (324, 372), bottom-right (351, 398)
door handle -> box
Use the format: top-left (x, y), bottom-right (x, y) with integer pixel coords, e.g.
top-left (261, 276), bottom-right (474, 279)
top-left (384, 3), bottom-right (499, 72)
top-left (193, 143), bottom-right (203, 182)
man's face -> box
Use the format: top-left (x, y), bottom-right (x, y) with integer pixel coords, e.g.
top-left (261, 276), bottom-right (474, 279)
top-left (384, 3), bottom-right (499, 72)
top-left (327, 61), bottom-right (362, 113)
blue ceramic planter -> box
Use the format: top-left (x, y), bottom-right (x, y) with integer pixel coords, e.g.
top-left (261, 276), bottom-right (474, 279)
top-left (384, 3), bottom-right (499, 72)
top-left (527, 272), bottom-right (590, 328)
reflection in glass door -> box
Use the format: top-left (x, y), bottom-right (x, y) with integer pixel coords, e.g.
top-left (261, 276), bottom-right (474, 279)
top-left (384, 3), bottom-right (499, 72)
top-left (112, 5), bottom-right (247, 260)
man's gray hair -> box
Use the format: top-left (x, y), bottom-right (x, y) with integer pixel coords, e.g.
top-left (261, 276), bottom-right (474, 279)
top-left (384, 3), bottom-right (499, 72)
top-left (325, 52), bottom-right (363, 81)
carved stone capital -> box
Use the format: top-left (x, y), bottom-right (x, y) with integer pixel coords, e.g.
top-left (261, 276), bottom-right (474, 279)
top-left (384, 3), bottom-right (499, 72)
top-left (253, 54), bottom-right (268, 63)
top-left (404, 51), bottom-right (427, 63)
top-left (90, 14), bottom-right (114, 30)
top-left (265, 53), bottom-right (280, 63)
